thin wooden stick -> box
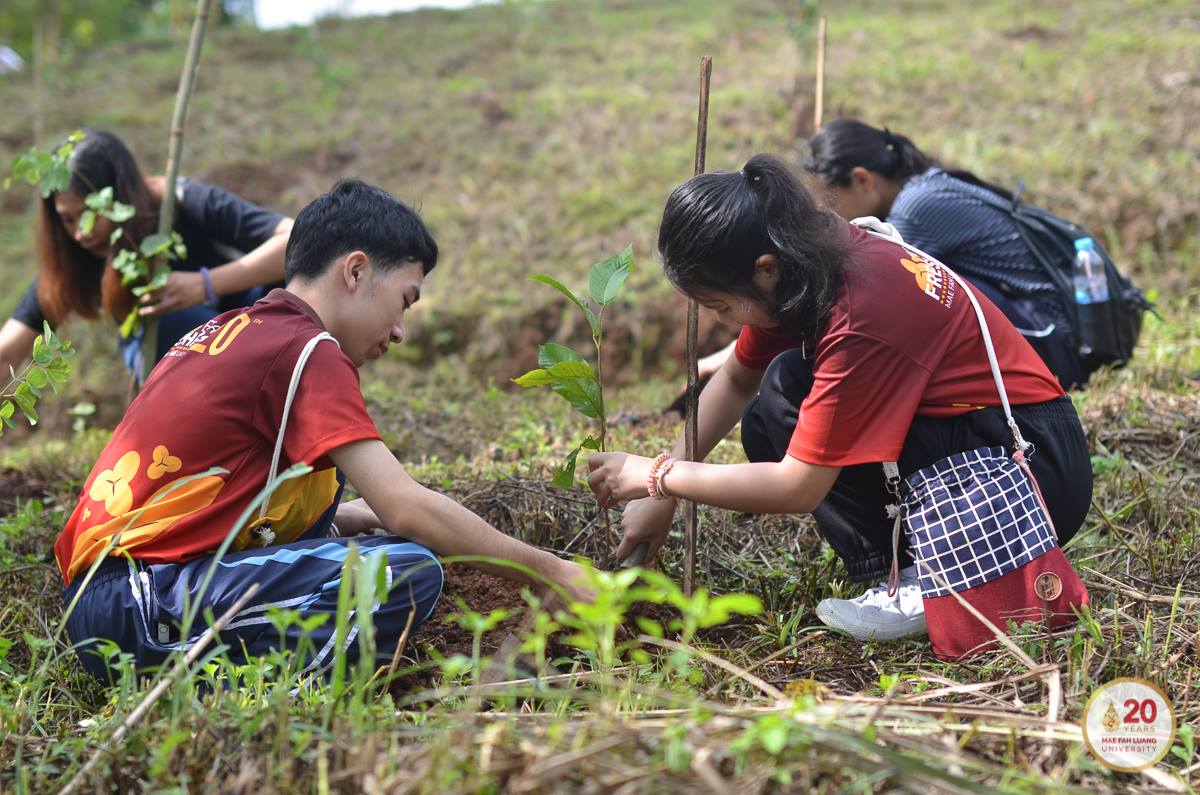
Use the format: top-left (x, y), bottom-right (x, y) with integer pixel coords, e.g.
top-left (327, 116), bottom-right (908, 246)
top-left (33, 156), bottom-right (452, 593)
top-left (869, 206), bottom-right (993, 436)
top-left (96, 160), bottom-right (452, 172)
top-left (59, 582), bottom-right (260, 795)
top-left (638, 634), bottom-right (788, 703)
top-left (684, 55), bottom-right (712, 597)
top-left (137, 0), bottom-right (216, 386)
top-left (813, 16), bottom-right (827, 130)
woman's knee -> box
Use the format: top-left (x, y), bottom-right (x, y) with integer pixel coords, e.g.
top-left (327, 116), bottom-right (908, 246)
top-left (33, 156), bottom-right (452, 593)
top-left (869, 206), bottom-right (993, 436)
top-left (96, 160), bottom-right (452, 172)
top-left (741, 395), bottom-right (779, 462)
top-left (741, 349), bottom-right (815, 463)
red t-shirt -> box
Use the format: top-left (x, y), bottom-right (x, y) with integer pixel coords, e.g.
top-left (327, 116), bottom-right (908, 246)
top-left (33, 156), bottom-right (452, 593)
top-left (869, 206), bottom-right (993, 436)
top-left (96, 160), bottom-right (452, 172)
top-left (55, 290), bottom-right (381, 584)
top-left (734, 224), bottom-right (1064, 468)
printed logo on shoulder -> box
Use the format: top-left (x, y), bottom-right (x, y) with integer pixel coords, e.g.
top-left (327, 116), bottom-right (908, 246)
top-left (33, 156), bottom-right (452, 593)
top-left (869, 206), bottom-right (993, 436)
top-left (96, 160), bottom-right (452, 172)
top-left (900, 252), bottom-right (955, 309)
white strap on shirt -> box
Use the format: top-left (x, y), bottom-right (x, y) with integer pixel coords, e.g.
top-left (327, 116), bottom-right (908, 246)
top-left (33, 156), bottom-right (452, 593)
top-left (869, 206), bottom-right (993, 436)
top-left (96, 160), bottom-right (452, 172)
top-left (259, 331), bottom-right (339, 522)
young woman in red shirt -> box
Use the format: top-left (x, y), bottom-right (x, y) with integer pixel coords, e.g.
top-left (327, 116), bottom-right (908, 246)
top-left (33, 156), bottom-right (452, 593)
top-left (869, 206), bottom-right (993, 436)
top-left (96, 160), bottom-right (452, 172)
top-left (587, 154), bottom-right (1092, 642)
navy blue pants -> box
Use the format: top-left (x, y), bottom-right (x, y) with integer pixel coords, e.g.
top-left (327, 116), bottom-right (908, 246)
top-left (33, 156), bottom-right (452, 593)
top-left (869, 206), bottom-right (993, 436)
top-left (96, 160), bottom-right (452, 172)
top-left (63, 483), bottom-right (443, 682)
top-left (740, 349), bottom-right (1093, 583)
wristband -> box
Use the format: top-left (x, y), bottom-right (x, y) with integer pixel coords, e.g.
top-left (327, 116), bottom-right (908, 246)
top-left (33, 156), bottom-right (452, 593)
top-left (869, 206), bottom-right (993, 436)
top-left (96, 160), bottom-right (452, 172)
top-left (657, 456), bottom-right (678, 499)
top-left (647, 453), bottom-right (677, 501)
top-left (199, 267), bottom-right (218, 308)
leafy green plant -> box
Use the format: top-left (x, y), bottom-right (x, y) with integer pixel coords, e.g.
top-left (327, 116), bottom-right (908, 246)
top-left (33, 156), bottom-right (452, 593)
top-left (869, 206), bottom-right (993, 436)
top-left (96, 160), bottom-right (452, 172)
top-left (448, 597), bottom-right (514, 686)
top-left (0, 322), bottom-right (75, 438)
top-left (513, 245), bottom-right (633, 487)
top-left (5, 132), bottom-right (83, 196)
top-left (5, 133), bottom-right (187, 342)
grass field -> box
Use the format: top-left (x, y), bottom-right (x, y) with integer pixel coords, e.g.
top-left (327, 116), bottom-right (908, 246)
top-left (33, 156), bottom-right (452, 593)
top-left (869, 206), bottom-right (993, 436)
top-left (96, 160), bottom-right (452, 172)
top-left (2, 0), bottom-right (1199, 792)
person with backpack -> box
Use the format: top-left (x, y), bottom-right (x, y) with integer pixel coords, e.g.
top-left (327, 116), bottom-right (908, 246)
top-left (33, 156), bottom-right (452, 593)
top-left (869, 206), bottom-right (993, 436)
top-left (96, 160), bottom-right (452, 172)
top-left (0, 128), bottom-right (292, 382)
top-left (694, 120), bottom-right (1147, 390)
top-left (56, 179), bottom-right (590, 681)
top-left (587, 155), bottom-right (1092, 644)
top-left (803, 118), bottom-right (1149, 389)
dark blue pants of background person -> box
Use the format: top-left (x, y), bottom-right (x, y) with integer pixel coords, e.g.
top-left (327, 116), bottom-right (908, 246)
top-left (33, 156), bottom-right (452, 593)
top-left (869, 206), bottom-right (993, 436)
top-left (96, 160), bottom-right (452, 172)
top-left (739, 349), bottom-right (1093, 583)
top-left (63, 473), bottom-right (443, 683)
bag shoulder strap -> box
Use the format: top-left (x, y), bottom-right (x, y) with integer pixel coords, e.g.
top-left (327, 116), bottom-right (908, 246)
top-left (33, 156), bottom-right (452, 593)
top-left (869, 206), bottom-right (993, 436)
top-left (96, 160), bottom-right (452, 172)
top-left (259, 331), bottom-right (339, 521)
top-left (854, 217), bottom-right (1041, 594)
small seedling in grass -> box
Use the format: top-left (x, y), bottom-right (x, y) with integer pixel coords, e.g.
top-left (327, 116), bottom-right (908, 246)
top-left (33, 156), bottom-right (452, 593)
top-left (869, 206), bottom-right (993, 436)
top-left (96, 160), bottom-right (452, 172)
top-left (513, 245), bottom-right (633, 487)
top-left (0, 322), bottom-right (75, 438)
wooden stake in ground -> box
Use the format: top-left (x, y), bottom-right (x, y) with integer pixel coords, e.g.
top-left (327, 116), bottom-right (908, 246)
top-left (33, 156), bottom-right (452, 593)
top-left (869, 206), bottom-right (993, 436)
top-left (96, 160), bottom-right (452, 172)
top-left (814, 16), bottom-right (827, 131)
top-left (137, 0), bottom-right (216, 387)
top-left (683, 56), bottom-right (713, 597)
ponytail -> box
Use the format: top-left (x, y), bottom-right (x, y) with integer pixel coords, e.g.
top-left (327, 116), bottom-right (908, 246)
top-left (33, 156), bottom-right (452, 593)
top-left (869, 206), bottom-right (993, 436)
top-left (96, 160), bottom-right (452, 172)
top-left (804, 118), bottom-right (934, 187)
top-left (658, 154), bottom-right (847, 347)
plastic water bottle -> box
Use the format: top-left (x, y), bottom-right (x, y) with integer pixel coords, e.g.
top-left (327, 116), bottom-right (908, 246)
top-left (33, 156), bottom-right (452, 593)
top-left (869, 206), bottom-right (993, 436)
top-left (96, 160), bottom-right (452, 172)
top-left (1072, 237), bottom-right (1110, 304)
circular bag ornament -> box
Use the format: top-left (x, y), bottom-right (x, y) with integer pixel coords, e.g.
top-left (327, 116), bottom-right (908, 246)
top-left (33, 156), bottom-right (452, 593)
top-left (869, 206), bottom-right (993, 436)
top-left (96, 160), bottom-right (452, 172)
top-left (1034, 572), bottom-right (1062, 601)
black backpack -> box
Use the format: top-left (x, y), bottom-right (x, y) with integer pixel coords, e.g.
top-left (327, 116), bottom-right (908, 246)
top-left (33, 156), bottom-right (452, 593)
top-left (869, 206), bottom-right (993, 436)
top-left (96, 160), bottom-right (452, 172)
top-left (945, 172), bottom-right (1155, 380)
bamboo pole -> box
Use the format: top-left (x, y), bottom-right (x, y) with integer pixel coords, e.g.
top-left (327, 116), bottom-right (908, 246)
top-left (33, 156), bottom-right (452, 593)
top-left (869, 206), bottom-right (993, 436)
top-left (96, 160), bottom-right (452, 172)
top-left (137, 0), bottom-right (216, 386)
top-left (683, 56), bottom-right (713, 597)
top-left (814, 16), bottom-right (826, 131)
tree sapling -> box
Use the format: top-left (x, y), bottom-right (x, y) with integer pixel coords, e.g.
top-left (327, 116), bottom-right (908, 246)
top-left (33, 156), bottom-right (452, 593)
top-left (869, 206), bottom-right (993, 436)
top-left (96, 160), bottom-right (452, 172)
top-left (512, 245), bottom-right (634, 488)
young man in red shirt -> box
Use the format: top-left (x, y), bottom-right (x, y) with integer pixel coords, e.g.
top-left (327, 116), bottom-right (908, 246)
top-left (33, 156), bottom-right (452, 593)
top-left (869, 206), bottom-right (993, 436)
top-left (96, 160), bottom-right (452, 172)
top-left (57, 179), bottom-right (588, 681)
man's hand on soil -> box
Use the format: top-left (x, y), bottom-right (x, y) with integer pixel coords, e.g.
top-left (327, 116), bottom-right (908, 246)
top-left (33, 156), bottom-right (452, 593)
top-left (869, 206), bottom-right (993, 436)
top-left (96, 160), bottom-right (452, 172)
top-left (333, 498), bottom-right (382, 536)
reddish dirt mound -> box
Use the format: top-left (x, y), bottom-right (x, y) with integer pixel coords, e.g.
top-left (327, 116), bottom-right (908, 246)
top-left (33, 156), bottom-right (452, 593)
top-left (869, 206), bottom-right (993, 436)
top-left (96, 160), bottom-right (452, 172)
top-left (0, 467), bottom-right (49, 516)
top-left (414, 564), bottom-right (534, 658)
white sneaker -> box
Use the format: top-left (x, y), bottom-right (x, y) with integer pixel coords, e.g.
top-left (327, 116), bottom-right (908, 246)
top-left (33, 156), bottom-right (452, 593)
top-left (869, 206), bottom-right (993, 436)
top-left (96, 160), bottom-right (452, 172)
top-left (815, 566), bottom-right (927, 641)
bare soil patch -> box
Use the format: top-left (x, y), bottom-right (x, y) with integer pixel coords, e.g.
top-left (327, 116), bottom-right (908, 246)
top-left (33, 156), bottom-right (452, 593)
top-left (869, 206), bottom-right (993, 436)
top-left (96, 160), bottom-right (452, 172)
top-left (0, 467), bottom-right (48, 517)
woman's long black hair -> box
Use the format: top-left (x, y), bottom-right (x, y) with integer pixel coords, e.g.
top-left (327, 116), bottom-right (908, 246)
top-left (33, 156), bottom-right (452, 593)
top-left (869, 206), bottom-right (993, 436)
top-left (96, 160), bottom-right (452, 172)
top-left (804, 118), bottom-right (1012, 200)
top-left (36, 128), bottom-right (157, 324)
top-left (658, 154), bottom-right (848, 347)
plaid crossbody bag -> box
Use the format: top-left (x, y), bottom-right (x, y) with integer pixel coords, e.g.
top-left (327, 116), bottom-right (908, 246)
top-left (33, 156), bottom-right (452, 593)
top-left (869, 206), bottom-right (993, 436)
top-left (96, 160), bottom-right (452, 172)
top-left (855, 218), bottom-right (1089, 662)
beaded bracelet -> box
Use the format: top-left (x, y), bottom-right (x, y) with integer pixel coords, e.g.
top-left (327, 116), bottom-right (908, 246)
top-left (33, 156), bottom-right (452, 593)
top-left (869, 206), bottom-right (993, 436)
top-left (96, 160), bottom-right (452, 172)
top-left (647, 453), bottom-right (678, 501)
top-left (199, 267), bottom-right (219, 308)
top-left (656, 456), bottom-right (678, 499)
top-left (646, 453), bottom-right (671, 499)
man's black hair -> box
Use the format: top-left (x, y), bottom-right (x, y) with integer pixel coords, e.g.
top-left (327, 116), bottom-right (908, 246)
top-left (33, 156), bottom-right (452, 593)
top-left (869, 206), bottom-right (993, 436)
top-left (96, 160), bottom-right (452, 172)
top-left (284, 178), bottom-right (438, 283)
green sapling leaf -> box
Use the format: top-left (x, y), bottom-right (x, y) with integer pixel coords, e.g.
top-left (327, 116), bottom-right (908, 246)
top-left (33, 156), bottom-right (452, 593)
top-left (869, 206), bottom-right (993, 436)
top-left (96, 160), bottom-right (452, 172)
top-left (588, 244), bottom-right (634, 306)
top-left (139, 233), bottom-right (173, 258)
top-left (84, 186), bottom-right (114, 212)
top-left (46, 359), bottom-right (71, 384)
top-left (31, 335), bottom-right (52, 365)
top-left (537, 342), bottom-right (587, 367)
top-left (533, 345), bottom-right (602, 417)
top-left (700, 593), bottom-right (764, 627)
top-left (119, 308), bottom-right (141, 339)
top-left (551, 378), bottom-right (602, 419)
top-left (511, 361), bottom-right (596, 387)
top-left (131, 271), bottom-right (170, 297)
top-left (26, 368), bottom-right (49, 390)
top-left (105, 200), bottom-right (135, 223)
top-left (79, 210), bottom-right (96, 236)
top-left (12, 384), bottom-right (37, 425)
top-left (113, 250), bottom-right (144, 284)
top-left (552, 445), bottom-right (585, 489)
top-left (531, 274), bottom-right (599, 336)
